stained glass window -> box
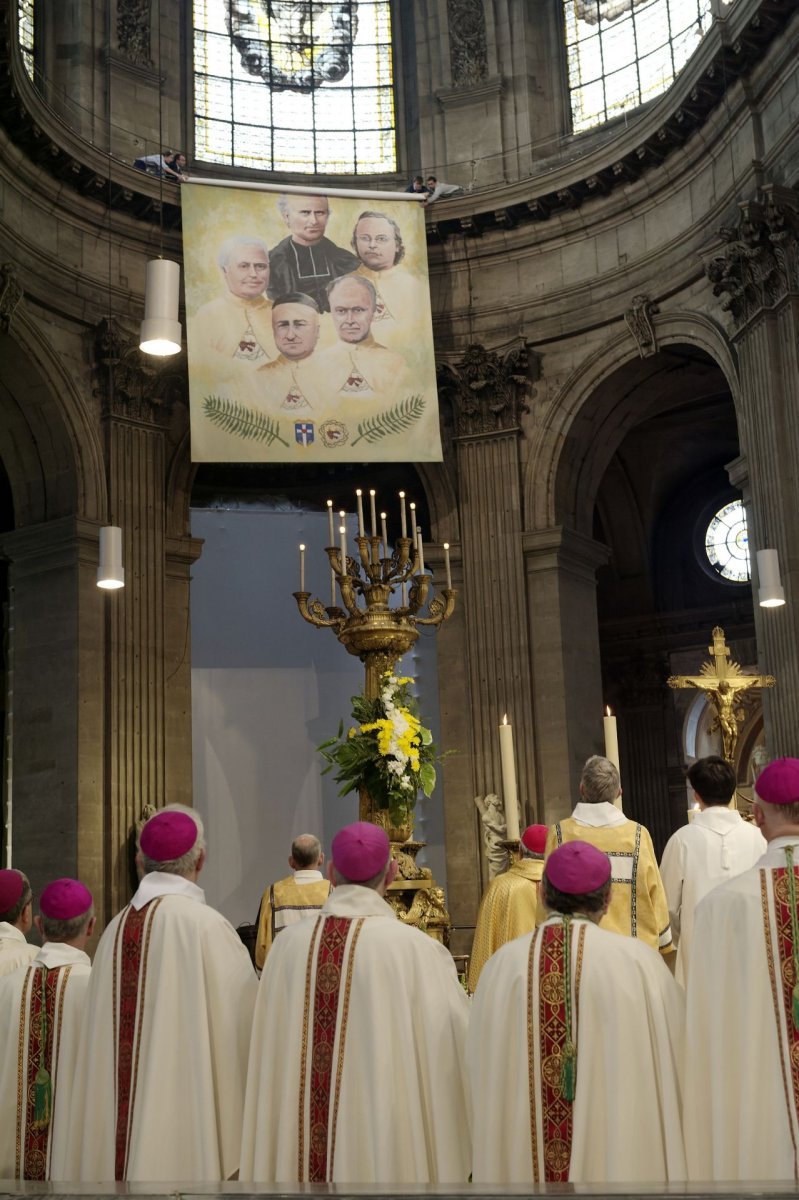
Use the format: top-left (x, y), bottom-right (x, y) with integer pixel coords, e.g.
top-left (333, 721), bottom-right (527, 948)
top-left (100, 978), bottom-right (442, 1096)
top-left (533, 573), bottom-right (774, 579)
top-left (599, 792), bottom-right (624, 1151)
top-left (564, 0), bottom-right (715, 133)
top-left (705, 500), bottom-right (750, 583)
top-left (193, 1), bottom-right (396, 174)
top-left (19, 0), bottom-right (35, 82)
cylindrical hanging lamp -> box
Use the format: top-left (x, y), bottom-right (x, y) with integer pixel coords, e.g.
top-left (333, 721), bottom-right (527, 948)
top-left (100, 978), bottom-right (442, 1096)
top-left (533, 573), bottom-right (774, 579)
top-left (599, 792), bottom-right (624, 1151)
top-left (97, 526), bottom-right (125, 590)
top-left (139, 258), bottom-right (182, 356)
top-left (756, 548), bottom-right (786, 608)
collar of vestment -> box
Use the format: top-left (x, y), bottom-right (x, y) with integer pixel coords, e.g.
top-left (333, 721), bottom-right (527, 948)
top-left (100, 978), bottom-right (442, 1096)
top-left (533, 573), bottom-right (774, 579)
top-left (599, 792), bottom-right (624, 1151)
top-left (321, 882), bottom-right (395, 919)
top-left (0, 920), bottom-right (28, 943)
top-left (763, 835), bottom-right (799, 865)
top-left (348, 334), bottom-right (378, 353)
top-left (34, 942), bottom-right (91, 968)
top-left (692, 807), bottom-right (744, 834)
top-left (131, 871), bottom-right (206, 911)
top-left (509, 858), bottom-right (544, 881)
top-left (294, 869), bottom-right (324, 883)
top-left (571, 801), bottom-right (627, 828)
top-left (540, 912), bottom-right (592, 927)
top-left (225, 291), bottom-right (269, 311)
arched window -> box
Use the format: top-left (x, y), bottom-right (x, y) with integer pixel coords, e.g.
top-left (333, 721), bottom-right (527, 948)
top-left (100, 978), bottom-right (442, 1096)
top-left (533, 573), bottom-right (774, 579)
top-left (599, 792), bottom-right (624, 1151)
top-left (19, 0), bottom-right (35, 81)
top-left (193, 1), bottom-right (397, 174)
top-left (564, 0), bottom-right (716, 133)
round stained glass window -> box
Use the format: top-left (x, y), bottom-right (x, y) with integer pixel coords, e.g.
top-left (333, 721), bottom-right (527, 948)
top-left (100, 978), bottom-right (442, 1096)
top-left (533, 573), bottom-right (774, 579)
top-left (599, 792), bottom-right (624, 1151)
top-left (704, 500), bottom-right (750, 582)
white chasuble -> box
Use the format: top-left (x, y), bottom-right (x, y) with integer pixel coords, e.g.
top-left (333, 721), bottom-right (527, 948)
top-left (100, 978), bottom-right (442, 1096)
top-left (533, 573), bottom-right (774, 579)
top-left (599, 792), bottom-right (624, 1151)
top-left (468, 916), bottom-right (686, 1184)
top-left (685, 839), bottom-right (799, 1181)
top-left (0, 944), bottom-right (90, 1180)
top-left (53, 876), bottom-right (257, 1182)
top-left (240, 884), bottom-right (471, 1183)
top-left (0, 923), bottom-right (37, 977)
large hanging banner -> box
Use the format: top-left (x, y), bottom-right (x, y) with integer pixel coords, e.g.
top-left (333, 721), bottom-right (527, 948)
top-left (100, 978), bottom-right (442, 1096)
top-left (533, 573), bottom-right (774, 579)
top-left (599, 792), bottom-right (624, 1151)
top-left (182, 181), bottom-right (442, 463)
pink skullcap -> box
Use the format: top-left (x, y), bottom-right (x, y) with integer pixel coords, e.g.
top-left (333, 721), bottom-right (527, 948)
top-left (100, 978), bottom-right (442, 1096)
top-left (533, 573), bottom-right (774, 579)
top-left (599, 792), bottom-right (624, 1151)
top-left (40, 879), bottom-right (93, 920)
top-left (331, 822), bottom-right (390, 882)
top-left (140, 810), bottom-right (198, 862)
top-left (755, 757), bottom-right (799, 807)
top-left (0, 869), bottom-right (25, 913)
top-left (521, 825), bottom-right (548, 855)
top-left (545, 842), bottom-right (611, 895)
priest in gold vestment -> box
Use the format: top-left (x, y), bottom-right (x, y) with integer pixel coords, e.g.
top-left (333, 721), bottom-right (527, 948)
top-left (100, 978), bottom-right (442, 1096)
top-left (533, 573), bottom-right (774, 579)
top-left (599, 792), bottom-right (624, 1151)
top-left (468, 824), bottom-right (547, 991)
top-left (544, 755), bottom-right (674, 955)
top-left (254, 832), bottom-right (331, 969)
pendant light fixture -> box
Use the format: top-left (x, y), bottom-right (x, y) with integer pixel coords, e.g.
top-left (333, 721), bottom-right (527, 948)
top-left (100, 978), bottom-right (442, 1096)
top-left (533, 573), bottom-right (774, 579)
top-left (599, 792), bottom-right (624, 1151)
top-left (757, 548), bottom-right (786, 608)
top-left (97, 526), bottom-right (125, 590)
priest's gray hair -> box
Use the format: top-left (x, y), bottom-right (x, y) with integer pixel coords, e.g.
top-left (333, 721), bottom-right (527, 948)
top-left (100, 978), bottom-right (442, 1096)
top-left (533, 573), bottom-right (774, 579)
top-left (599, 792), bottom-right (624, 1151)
top-left (291, 834), bottom-right (322, 869)
top-left (542, 873), bottom-right (610, 917)
top-left (217, 236), bottom-right (270, 269)
top-left (140, 804), bottom-right (206, 877)
top-left (0, 871), bottom-right (32, 924)
top-left (331, 856), bottom-right (391, 890)
top-left (41, 904), bottom-right (95, 943)
top-left (520, 842), bottom-right (544, 861)
top-left (580, 755), bottom-right (620, 805)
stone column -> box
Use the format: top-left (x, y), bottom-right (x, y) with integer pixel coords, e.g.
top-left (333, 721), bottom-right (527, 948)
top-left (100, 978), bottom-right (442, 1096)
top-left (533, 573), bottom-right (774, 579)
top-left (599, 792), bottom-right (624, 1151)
top-left (524, 527), bottom-right (609, 822)
top-left (706, 184), bottom-right (799, 754)
top-left (95, 319), bottom-right (192, 909)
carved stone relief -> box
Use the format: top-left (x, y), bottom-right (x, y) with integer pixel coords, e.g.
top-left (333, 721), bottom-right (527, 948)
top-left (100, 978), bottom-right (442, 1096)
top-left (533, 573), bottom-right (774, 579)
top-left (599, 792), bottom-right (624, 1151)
top-left (624, 294), bottom-right (659, 357)
top-left (94, 317), bottom-right (186, 426)
top-left (117, 0), bottom-right (153, 68)
top-left (706, 187), bottom-right (799, 327)
top-left (447, 0), bottom-right (488, 88)
top-left (437, 340), bottom-right (534, 437)
top-left (0, 263), bottom-right (23, 332)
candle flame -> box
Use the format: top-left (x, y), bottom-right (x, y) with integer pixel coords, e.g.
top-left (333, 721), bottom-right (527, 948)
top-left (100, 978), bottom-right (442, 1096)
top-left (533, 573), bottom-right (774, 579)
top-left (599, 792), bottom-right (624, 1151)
top-left (339, 526), bottom-right (345, 534)
top-left (605, 706), bottom-right (612, 717)
top-left (399, 490), bottom-right (405, 498)
top-left (326, 499), bottom-right (333, 507)
top-left (443, 542), bottom-right (450, 550)
top-left (502, 713), bottom-right (508, 725)
top-left (299, 543), bottom-right (305, 551)
top-left (339, 510), bottom-right (345, 518)
top-left (356, 488), bottom-right (362, 497)
top-left (369, 489), bottom-right (376, 497)
top-left (380, 511), bottom-right (387, 519)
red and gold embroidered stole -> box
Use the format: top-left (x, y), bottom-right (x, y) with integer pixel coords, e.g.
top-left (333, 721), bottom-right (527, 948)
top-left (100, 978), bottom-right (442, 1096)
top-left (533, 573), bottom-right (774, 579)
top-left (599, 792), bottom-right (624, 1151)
top-left (299, 915), bottom-right (363, 1182)
top-left (527, 921), bottom-right (586, 1183)
top-left (762, 867), bottom-right (799, 1173)
top-left (15, 964), bottom-right (69, 1180)
top-left (113, 899), bottom-right (161, 1181)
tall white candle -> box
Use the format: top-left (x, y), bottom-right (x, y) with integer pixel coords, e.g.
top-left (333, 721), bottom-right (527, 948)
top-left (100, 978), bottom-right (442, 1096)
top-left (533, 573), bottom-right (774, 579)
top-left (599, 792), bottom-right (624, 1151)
top-left (369, 490), bottom-right (377, 539)
top-left (416, 526), bottom-right (425, 575)
top-left (355, 489), bottom-right (365, 537)
top-left (443, 542), bottom-right (452, 590)
top-left (299, 543), bottom-right (305, 592)
top-left (603, 706), bottom-right (623, 809)
top-left (330, 568), bottom-right (336, 608)
top-left (399, 491), bottom-right (407, 538)
top-left (326, 499), bottom-right (334, 546)
top-left (499, 714), bottom-right (521, 842)
top-left (339, 523), bottom-right (347, 575)
top-left (381, 512), bottom-right (388, 553)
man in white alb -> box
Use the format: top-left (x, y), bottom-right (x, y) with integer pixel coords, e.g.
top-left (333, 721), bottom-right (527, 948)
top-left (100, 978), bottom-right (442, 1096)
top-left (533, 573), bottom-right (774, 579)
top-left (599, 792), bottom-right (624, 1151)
top-left (684, 757), bottom-right (799, 1181)
top-left (0, 869), bottom-right (37, 976)
top-left (0, 878), bottom-right (94, 1180)
top-left (660, 754), bottom-right (765, 985)
top-left (55, 806), bottom-right (257, 1182)
top-left (240, 821), bottom-right (471, 1184)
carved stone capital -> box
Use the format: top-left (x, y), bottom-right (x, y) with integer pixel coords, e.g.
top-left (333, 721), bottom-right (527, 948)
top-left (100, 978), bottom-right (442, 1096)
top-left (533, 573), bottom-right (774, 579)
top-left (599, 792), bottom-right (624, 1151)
top-left (437, 340), bottom-right (535, 438)
top-left (94, 317), bottom-right (186, 427)
top-left (0, 263), bottom-right (23, 332)
top-left (447, 0), bottom-right (488, 88)
top-left (116, 0), bottom-right (153, 69)
top-left (624, 294), bottom-right (659, 357)
top-left (705, 185), bottom-right (799, 327)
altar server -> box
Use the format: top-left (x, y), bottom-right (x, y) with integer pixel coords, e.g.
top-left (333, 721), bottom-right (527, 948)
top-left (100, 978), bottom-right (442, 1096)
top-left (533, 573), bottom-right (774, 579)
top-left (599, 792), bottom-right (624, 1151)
top-left (0, 868), bottom-right (37, 976)
top-left (0, 878), bottom-right (94, 1180)
top-left (684, 757), bottom-right (799, 1181)
top-left (468, 841), bottom-right (686, 1184)
top-left (469, 824), bottom-right (547, 991)
top-left (54, 806), bottom-right (257, 1182)
top-left (240, 821), bottom-right (471, 1183)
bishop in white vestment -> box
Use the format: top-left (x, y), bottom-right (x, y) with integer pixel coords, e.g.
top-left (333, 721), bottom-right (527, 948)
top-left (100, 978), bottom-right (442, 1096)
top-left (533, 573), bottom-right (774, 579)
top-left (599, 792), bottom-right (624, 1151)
top-left (469, 841), bottom-right (686, 1185)
top-left (0, 878), bottom-right (94, 1180)
top-left (0, 868), bottom-right (37, 977)
top-left (684, 757), bottom-right (799, 1181)
top-left (54, 806), bottom-right (257, 1183)
top-left (240, 821), bottom-right (471, 1184)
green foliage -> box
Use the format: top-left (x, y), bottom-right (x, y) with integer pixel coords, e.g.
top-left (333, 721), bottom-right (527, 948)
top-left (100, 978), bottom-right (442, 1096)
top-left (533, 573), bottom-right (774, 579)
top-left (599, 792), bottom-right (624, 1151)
top-left (203, 395), bottom-right (289, 446)
top-left (350, 395), bottom-right (425, 446)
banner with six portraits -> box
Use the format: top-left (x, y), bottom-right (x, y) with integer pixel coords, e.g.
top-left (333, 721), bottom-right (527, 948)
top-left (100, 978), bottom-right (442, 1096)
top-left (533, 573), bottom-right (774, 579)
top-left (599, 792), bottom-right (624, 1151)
top-left (183, 181), bottom-right (442, 463)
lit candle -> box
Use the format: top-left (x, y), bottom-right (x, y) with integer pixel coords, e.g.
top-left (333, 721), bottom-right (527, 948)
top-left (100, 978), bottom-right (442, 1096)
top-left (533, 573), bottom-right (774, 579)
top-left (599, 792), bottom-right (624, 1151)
top-left (499, 714), bottom-right (521, 842)
top-left (399, 491), bottom-right (407, 538)
top-left (381, 511), bottom-right (388, 553)
top-left (369, 489), bottom-right (377, 539)
top-left (339, 522), bottom-right (347, 576)
top-left (603, 706), bottom-right (623, 809)
top-left (409, 503), bottom-right (417, 569)
top-left (299, 543), bottom-right (305, 592)
top-left (355, 489), bottom-right (365, 538)
top-left (443, 542), bottom-right (452, 590)
top-left (326, 499), bottom-right (334, 546)
top-left (416, 526), bottom-right (425, 575)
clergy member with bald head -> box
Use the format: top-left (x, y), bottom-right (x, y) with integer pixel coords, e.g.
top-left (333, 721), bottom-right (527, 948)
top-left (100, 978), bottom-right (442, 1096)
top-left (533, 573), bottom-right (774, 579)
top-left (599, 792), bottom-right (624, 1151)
top-left (240, 821), bottom-right (471, 1184)
top-left (468, 841), bottom-right (686, 1185)
top-left (0, 879), bottom-right (94, 1180)
top-left (0, 868), bottom-right (37, 976)
top-left (684, 757), bottom-right (799, 1181)
top-left (54, 805), bottom-right (257, 1183)
top-left (469, 824), bottom-right (548, 991)
top-left (254, 831), bottom-right (331, 969)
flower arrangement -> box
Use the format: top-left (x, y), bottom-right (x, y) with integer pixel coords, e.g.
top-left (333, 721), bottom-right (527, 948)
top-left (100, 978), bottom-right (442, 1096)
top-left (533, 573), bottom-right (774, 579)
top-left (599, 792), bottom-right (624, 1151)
top-left (318, 673), bottom-right (437, 825)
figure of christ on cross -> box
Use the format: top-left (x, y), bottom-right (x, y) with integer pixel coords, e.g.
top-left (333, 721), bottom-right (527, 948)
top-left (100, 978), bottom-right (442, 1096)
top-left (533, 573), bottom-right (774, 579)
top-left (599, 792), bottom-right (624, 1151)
top-left (668, 626), bottom-right (775, 765)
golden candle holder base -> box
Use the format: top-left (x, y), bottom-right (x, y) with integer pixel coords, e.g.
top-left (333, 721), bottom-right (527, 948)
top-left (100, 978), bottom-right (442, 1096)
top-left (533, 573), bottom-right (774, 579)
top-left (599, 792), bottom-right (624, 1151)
top-left (385, 839), bottom-right (451, 946)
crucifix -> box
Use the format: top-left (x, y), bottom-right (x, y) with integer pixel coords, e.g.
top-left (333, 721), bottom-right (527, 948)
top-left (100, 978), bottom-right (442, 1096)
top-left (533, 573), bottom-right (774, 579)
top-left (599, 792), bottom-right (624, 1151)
top-left (667, 627), bottom-right (776, 765)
